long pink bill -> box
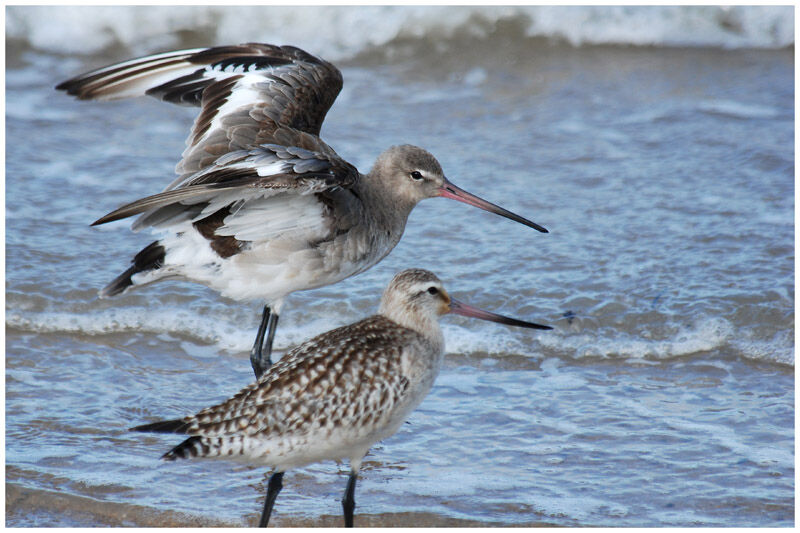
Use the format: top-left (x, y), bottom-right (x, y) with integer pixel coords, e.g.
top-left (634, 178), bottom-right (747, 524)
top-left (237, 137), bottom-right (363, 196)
top-left (449, 297), bottom-right (552, 330)
top-left (438, 179), bottom-right (548, 233)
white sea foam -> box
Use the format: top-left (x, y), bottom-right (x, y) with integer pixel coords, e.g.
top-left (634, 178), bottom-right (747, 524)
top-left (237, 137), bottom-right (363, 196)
top-left (538, 315), bottom-right (793, 367)
top-left (729, 329), bottom-right (795, 366)
top-left (8, 306), bottom-right (791, 366)
top-left (6, 308), bottom-right (251, 352)
top-left (6, 307), bottom-right (351, 355)
top-left (536, 316), bottom-right (735, 360)
top-left (7, 6), bottom-right (793, 58)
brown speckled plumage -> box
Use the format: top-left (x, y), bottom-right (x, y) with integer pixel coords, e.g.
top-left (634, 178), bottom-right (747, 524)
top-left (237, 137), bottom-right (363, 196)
top-left (178, 316), bottom-right (418, 440)
top-left (130, 268), bottom-right (550, 526)
top-left (133, 270), bottom-right (448, 471)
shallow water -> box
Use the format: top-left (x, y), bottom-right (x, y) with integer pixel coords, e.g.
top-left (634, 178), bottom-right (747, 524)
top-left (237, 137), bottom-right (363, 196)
top-left (6, 6), bottom-right (794, 527)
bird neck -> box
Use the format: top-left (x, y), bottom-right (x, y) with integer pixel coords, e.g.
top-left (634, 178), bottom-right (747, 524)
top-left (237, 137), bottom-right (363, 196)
top-left (358, 171), bottom-right (416, 237)
top-left (378, 304), bottom-right (445, 354)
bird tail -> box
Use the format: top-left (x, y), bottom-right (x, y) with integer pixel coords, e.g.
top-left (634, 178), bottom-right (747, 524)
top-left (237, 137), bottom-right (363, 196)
top-left (131, 418), bottom-right (246, 461)
top-left (100, 241), bottom-right (166, 298)
top-left (161, 435), bottom-right (247, 461)
top-left (161, 436), bottom-right (209, 461)
top-left (130, 418), bottom-right (200, 461)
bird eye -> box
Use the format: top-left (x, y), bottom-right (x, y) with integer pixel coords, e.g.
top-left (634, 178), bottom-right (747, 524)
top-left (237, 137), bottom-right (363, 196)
top-left (427, 286), bottom-right (439, 295)
top-left (410, 171), bottom-right (424, 181)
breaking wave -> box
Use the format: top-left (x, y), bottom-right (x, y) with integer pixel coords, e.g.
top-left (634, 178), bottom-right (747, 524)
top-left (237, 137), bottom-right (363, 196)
top-left (7, 6), bottom-right (794, 60)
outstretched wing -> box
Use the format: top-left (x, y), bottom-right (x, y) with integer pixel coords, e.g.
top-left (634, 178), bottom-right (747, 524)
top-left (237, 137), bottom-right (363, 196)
top-left (57, 43), bottom-right (343, 177)
top-left (92, 142), bottom-right (362, 257)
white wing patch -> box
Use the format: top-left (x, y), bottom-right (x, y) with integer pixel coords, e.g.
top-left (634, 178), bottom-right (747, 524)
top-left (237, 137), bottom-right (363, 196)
top-left (216, 194), bottom-right (327, 243)
top-left (256, 161), bottom-right (288, 177)
top-left (183, 72), bottom-right (264, 151)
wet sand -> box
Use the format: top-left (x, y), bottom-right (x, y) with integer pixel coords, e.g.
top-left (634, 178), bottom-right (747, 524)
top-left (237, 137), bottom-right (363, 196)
top-left (6, 482), bottom-right (556, 527)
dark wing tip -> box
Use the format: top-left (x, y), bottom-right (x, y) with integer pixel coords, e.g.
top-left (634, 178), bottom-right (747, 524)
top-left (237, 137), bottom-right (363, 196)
top-left (130, 418), bottom-right (191, 434)
top-left (55, 78), bottom-right (80, 97)
top-left (55, 77), bottom-right (97, 99)
top-left (90, 212), bottom-right (119, 226)
top-left (91, 209), bottom-right (128, 225)
top-left (131, 419), bottom-right (203, 461)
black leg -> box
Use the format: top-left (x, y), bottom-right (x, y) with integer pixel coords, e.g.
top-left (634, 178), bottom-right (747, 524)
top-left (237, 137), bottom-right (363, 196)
top-left (250, 306), bottom-right (279, 379)
top-left (258, 471), bottom-right (284, 527)
top-left (250, 305), bottom-right (271, 378)
top-left (263, 311), bottom-right (280, 368)
top-left (342, 472), bottom-right (358, 527)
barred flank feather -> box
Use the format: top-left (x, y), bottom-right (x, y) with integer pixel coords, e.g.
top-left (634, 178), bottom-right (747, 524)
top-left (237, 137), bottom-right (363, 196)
top-left (162, 435), bottom-right (247, 461)
top-left (163, 436), bottom-right (208, 460)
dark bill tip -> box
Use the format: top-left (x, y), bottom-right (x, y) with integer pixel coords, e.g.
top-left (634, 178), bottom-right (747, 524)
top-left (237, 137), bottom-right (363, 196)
top-left (449, 297), bottom-right (552, 330)
top-left (438, 180), bottom-right (548, 233)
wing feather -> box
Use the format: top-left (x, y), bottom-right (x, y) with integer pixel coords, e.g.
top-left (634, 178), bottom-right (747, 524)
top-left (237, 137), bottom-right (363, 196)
top-left (60, 43), bottom-right (360, 251)
top-left (57, 43), bottom-right (344, 177)
top-left (93, 143), bottom-right (360, 238)
top-left (173, 317), bottom-right (415, 439)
